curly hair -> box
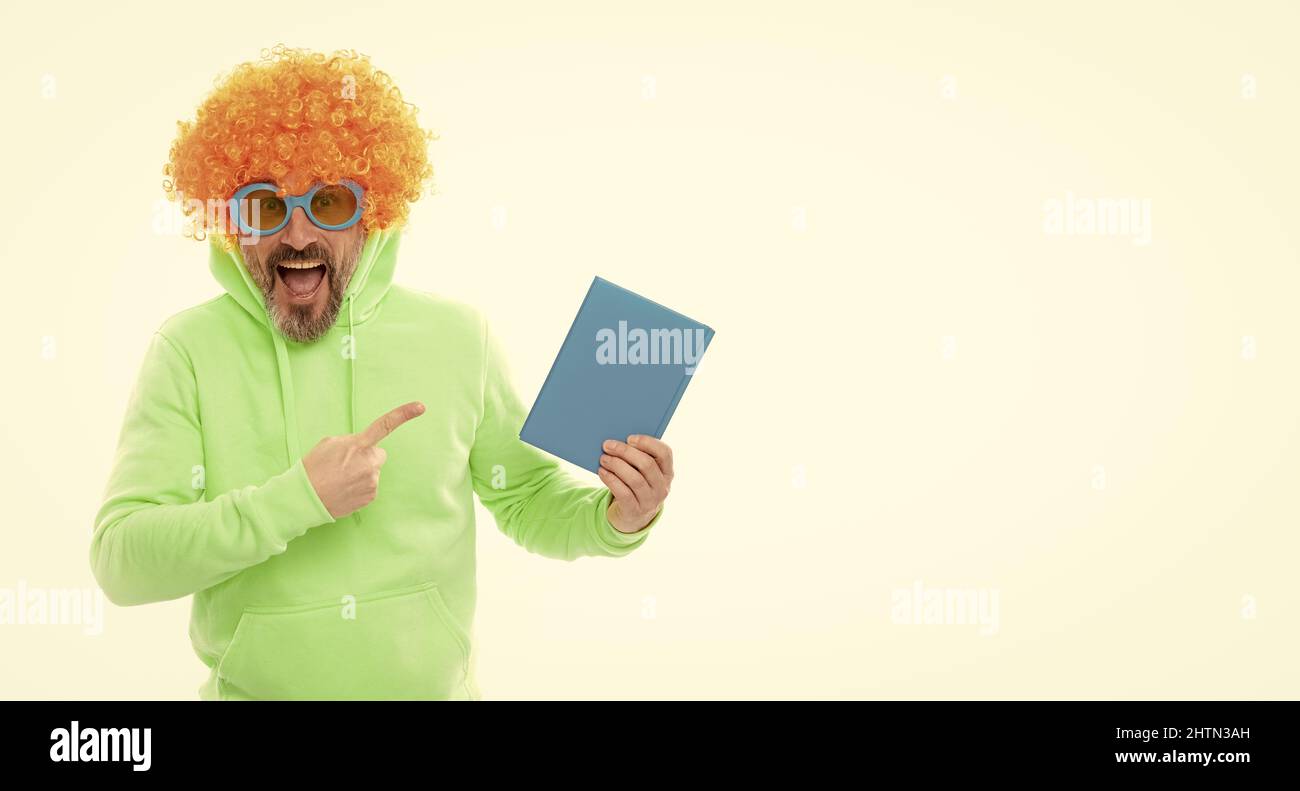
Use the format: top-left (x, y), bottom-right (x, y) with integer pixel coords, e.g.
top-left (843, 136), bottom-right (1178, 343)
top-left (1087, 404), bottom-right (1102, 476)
top-left (164, 45), bottom-right (434, 246)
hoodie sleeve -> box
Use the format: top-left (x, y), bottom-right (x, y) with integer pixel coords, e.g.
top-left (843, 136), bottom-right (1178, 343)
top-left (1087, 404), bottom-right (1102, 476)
top-left (468, 317), bottom-right (661, 560)
top-left (90, 331), bottom-right (335, 606)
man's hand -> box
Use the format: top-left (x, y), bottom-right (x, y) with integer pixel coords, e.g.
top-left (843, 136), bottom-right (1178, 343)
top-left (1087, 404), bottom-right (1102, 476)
top-left (599, 434), bottom-right (673, 533)
top-left (303, 401), bottom-right (426, 519)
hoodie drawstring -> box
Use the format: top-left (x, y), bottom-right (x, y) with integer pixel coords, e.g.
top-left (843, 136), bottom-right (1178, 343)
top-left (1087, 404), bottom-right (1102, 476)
top-left (269, 290), bottom-right (360, 524)
top-left (272, 331), bottom-right (301, 462)
top-left (348, 294), bottom-right (363, 527)
top-left (348, 294), bottom-right (357, 436)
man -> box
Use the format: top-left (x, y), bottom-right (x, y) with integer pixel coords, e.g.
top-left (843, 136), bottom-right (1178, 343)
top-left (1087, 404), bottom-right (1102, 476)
top-left (91, 46), bottom-right (672, 700)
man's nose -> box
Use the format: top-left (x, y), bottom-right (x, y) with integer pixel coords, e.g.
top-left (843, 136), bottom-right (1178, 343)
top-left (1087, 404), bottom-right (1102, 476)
top-left (278, 206), bottom-right (320, 250)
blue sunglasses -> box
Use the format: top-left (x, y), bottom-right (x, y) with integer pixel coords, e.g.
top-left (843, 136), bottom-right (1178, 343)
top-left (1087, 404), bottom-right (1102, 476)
top-left (230, 179), bottom-right (365, 236)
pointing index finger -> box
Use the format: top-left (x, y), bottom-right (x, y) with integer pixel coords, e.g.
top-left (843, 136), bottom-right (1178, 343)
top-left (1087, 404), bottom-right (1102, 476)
top-left (359, 401), bottom-right (426, 446)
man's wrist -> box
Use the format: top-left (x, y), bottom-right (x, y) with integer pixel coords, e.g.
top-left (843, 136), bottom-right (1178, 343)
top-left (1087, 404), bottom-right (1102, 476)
top-left (606, 501), bottom-right (662, 534)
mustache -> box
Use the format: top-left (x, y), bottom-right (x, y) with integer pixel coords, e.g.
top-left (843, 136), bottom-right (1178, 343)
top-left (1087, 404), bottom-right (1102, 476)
top-left (267, 243), bottom-right (335, 270)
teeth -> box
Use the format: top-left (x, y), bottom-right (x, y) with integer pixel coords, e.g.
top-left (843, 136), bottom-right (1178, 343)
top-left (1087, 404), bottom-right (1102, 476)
top-left (279, 261), bottom-right (323, 269)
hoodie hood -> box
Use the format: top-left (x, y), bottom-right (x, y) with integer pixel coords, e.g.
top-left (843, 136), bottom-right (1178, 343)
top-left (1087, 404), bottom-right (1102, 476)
top-left (208, 228), bottom-right (401, 463)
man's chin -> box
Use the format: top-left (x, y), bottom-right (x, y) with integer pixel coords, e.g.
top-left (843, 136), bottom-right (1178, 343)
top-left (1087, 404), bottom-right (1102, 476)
top-left (270, 297), bottom-right (340, 343)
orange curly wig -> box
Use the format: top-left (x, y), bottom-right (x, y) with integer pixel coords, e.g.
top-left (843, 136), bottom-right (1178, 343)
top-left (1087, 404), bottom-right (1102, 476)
top-left (164, 45), bottom-right (434, 246)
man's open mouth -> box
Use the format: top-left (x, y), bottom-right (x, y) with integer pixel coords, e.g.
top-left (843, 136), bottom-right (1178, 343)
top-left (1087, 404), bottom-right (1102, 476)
top-left (276, 261), bottom-right (327, 300)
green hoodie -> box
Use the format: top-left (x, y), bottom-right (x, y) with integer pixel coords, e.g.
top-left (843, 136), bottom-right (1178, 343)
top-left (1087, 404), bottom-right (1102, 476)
top-left (91, 228), bottom-right (659, 700)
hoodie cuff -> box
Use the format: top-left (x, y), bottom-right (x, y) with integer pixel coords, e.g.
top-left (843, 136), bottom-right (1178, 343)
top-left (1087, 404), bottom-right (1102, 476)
top-left (249, 458), bottom-right (337, 541)
top-left (592, 489), bottom-right (661, 554)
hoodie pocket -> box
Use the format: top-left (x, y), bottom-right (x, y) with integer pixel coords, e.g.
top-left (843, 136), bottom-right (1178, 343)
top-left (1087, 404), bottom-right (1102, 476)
top-left (216, 580), bottom-right (470, 700)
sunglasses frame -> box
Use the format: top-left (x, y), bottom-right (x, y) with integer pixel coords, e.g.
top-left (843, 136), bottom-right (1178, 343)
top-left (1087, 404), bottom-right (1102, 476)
top-left (229, 179), bottom-right (365, 236)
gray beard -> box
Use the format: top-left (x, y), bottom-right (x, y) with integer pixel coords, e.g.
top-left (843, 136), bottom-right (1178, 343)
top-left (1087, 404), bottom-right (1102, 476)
top-left (244, 243), bottom-right (362, 343)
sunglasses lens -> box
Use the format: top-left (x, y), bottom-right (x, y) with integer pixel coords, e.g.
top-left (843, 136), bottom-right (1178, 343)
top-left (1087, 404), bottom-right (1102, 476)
top-left (241, 189), bottom-right (287, 231)
top-left (310, 184), bottom-right (359, 227)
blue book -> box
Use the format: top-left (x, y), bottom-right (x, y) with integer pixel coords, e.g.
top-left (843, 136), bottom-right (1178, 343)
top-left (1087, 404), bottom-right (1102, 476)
top-left (520, 277), bottom-right (715, 473)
